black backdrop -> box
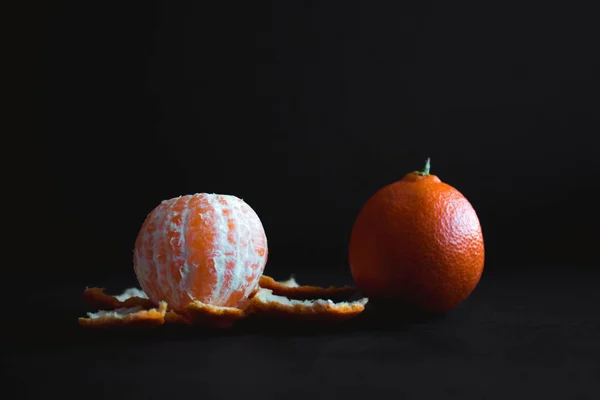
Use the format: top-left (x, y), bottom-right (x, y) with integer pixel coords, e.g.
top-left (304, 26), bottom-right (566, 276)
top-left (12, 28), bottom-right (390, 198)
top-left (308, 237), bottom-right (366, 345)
top-left (23, 1), bottom-right (598, 286)
top-left (8, 1), bottom-right (600, 398)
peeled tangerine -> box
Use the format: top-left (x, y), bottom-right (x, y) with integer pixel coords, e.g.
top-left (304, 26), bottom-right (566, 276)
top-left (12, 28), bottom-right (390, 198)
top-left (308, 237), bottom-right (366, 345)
top-left (79, 193), bottom-right (368, 329)
top-left (134, 193), bottom-right (268, 310)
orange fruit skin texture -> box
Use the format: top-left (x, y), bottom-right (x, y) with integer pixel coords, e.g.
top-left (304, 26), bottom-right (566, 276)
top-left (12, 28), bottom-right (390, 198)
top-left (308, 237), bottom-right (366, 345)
top-left (133, 193), bottom-right (268, 311)
top-left (349, 172), bottom-right (484, 313)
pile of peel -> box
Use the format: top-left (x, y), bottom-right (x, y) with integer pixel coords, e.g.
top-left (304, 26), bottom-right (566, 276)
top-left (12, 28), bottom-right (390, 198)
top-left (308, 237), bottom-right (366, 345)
top-left (79, 275), bottom-right (368, 329)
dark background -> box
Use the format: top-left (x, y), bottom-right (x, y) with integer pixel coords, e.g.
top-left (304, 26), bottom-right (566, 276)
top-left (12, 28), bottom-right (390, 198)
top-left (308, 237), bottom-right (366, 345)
top-left (8, 1), bottom-right (600, 398)
top-left (16, 1), bottom-right (600, 286)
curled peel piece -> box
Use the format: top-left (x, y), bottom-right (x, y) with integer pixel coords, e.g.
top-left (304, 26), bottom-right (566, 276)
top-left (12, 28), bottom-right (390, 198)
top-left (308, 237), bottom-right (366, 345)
top-left (164, 310), bottom-right (190, 325)
top-left (80, 286), bottom-right (249, 328)
top-left (248, 288), bottom-right (368, 321)
top-left (83, 287), bottom-right (155, 310)
top-left (259, 275), bottom-right (357, 299)
top-left (178, 301), bottom-right (248, 329)
top-left (79, 275), bottom-right (366, 329)
top-left (78, 302), bottom-right (168, 328)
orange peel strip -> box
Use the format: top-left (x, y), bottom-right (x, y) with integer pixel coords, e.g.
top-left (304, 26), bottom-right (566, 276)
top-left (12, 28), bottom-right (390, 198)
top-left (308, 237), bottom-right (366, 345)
top-left (83, 287), bottom-right (156, 310)
top-left (81, 287), bottom-right (250, 328)
top-left (78, 302), bottom-right (168, 328)
top-left (178, 301), bottom-right (248, 328)
top-left (247, 288), bottom-right (368, 321)
top-left (164, 310), bottom-right (190, 325)
top-left (80, 277), bottom-right (365, 328)
top-left (258, 275), bottom-right (357, 299)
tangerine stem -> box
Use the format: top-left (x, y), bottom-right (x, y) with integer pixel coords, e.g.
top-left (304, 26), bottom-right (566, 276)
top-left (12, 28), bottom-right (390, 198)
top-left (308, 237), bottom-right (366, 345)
top-left (414, 158), bottom-right (431, 176)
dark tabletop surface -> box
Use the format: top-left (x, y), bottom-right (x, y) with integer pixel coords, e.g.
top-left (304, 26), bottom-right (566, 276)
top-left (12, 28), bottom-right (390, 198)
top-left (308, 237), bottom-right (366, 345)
top-left (4, 267), bottom-right (599, 399)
